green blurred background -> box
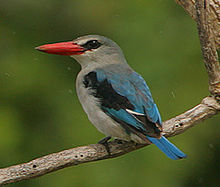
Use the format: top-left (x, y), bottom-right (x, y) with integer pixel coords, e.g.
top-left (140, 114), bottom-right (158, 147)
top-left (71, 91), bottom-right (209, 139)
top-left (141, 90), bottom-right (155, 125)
top-left (1, 0), bottom-right (219, 186)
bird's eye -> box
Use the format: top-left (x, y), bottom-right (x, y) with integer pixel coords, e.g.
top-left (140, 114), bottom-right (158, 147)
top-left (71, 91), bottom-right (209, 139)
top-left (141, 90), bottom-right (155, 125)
top-left (81, 40), bottom-right (102, 50)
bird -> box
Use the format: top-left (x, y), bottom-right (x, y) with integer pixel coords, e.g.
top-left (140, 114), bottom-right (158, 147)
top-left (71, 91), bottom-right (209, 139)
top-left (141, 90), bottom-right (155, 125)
top-left (36, 35), bottom-right (187, 160)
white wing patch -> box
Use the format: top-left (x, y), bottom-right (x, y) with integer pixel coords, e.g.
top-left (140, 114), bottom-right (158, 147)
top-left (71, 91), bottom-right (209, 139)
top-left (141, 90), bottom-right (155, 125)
top-left (126, 109), bottom-right (145, 116)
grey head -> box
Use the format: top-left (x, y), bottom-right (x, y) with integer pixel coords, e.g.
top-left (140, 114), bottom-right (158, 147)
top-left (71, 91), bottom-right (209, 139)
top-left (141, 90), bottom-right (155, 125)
top-left (71, 35), bottom-right (127, 68)
top-left (36, 35), bottom-right (128, 68)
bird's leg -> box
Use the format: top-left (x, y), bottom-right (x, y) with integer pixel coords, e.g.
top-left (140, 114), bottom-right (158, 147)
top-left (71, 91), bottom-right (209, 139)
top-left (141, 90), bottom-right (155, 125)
top-left (115, 139), bottom-right (140, 146)
top-left (98, 136), bottom-right (111, 155)
top-left (98, 136), bottom-right (111, 144)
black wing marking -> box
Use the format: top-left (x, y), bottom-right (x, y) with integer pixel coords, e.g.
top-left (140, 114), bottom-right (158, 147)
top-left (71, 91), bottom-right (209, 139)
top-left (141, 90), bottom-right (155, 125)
top-left (83, 71), bottom-right (162, 138)
top-left (83, 71), bottom-right (134, 110)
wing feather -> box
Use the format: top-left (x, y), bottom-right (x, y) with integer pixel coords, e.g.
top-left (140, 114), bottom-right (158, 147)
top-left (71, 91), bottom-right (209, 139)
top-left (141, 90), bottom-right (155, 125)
top-left (83, 68), bottom-right (162, 138)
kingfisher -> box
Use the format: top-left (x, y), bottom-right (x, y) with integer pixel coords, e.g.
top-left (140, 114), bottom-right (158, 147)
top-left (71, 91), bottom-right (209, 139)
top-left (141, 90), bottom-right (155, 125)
top-left (36, 35), bottom-right (186, 160)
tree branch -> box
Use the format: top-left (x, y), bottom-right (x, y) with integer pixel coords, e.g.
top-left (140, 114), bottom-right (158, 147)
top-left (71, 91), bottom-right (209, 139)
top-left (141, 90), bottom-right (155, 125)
top-left (0, 0), bottom-right (219, 185)
top-left (195, 0), bottom-right (220, 98)
top-left (0, 97), bottom-right (219, 185)
top-left (175, 0), bottom-right (220, 51)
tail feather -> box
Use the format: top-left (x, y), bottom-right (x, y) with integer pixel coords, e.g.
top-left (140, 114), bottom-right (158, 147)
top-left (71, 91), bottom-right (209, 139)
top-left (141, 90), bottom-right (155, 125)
top-left (147, 136), bottom-right (187, 160)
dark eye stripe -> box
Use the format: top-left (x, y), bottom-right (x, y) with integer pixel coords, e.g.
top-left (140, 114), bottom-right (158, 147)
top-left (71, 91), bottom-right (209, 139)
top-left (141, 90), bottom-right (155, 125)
top-left (81, 40), bottom-right (102, 50)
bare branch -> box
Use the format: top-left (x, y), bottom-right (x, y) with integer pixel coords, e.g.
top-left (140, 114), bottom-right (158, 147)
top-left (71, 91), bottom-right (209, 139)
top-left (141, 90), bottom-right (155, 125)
top-left (175, 0), bottom-right (220, 50)
top-left (195, 0), bottom-right (220, 97)
top-left (0, 0), bottom-right (219, 185)
top-left (0, 97), bottom-right (219, 185)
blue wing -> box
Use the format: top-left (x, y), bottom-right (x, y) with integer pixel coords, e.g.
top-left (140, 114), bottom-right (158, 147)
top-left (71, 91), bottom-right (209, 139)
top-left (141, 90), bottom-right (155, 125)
top-left (83, 67), bottom-right (162, 138)
top-left (83, 67), bottom-right (186, 160)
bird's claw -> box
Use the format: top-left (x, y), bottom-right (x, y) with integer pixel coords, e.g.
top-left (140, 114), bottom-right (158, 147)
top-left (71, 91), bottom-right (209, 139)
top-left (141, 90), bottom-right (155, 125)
top-left (98, 136), bottom-right (111, 155)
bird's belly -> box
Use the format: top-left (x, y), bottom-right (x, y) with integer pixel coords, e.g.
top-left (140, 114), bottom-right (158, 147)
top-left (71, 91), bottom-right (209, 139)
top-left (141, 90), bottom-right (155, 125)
top-left (76, 84), bottom-right (131, 141)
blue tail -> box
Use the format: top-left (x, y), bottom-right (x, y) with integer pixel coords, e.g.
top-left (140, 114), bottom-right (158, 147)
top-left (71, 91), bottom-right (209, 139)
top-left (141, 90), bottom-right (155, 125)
top-left (147, 136), bottom-right (187, 160)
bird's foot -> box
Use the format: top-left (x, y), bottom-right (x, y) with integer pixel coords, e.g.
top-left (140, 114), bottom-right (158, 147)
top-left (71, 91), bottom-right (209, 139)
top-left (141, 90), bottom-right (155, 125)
top-left (115, 139), bottom-right (133, 144)
top-left (98, 136), bottom-right (111, 155)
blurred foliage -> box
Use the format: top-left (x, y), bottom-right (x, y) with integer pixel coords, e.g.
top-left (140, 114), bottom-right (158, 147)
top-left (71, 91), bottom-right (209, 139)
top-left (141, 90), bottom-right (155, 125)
top-left (0, 0), bottom-right (220, 186)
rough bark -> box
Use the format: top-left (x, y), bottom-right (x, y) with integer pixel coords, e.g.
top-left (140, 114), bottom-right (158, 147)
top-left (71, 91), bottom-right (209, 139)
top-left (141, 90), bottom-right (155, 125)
top-left (175, 0), bottom-right (220, 50)
top-left (0, 0), bottom-right (219, 185)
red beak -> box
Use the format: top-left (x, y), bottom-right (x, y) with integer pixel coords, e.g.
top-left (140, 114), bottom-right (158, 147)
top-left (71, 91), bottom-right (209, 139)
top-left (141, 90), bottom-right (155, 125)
top-left (35, 41), bottom-right (85, 55)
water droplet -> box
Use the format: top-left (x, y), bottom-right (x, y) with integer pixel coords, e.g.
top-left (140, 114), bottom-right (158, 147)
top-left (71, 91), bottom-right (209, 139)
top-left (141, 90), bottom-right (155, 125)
top-left (5, 73), bottom-right (10, 77)
top-left (68, 89), bottom-right (73, 94)
top-left (209, 144), bottom-right (214, 149)
top-left (171, 91), bottom-right (175, 99)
